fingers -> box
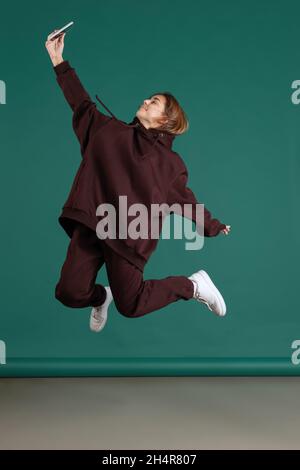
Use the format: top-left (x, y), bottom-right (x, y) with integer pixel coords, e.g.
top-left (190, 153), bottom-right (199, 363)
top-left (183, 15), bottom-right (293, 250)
top-left (46, 29), bottom-right (66, 43)
top-left (45, 32), bottom-right (65, 54)
top-left (58, 32), bottom-right (65, 45)
top-left (47, 29), bottom-right (58, 41)
top-left (221, 225), bottom-right (231, 235)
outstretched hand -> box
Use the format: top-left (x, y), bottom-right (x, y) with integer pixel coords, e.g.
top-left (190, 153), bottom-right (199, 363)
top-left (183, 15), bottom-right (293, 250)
top-left (45, 30), bottom-right (65, 66)
top-left (221, 224), bottom-right (231, 235)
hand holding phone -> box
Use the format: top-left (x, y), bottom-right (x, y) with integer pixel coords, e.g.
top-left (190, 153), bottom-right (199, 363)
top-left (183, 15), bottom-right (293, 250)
top-left (45, 22), bottom-right (74, 66)
top-left (48, 21), bottom-right (74, 41)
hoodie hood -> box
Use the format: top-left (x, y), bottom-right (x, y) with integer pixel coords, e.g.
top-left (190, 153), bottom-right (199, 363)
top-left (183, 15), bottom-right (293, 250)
top-left (95, 95), bottom-right (176, 157)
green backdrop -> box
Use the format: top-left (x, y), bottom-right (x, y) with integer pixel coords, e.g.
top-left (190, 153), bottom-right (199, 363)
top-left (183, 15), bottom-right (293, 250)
top-left (0, 0), bottom-right (299, 376)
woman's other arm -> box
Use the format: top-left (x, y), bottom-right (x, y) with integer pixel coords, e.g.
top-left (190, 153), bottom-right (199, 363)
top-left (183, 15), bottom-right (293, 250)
top-left (166, 162), bottom-right (229, 237)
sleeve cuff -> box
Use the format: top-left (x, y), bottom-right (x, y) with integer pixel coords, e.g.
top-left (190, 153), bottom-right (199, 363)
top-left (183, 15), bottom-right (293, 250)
top-left (53, 60), bottom-right (71, 76)
top-left (216, 223), bottom-right (227, 235)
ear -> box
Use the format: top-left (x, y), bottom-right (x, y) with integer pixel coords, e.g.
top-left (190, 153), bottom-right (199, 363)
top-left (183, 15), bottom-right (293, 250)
top-left (158, 115), bottom-right (168, 126)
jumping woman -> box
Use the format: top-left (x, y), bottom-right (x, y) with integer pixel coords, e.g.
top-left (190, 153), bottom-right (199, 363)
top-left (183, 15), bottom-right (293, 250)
top-left (45, 30), bottom-right (231, 333)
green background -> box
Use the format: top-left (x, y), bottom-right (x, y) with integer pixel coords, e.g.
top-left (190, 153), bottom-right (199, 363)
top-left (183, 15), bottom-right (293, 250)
top-left (0, 0), bottom-right (299, 376)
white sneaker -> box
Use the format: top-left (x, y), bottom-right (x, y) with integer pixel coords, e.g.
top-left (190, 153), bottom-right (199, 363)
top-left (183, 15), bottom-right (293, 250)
top-left (188, 270), bottom-right (226, 316)
top-left (89, 286), bottom-right (113, 332)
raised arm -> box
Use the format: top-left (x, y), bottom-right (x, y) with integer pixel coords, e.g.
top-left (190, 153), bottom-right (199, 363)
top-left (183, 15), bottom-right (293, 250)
top-left (45, 30), bottom-right (112, 156)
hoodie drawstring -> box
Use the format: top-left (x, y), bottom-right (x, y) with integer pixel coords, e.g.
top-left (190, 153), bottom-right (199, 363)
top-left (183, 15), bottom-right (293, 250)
top-left (95, 94), bottom-right (117, 119)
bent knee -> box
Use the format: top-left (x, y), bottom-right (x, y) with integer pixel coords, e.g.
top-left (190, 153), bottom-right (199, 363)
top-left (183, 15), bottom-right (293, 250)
top-left (114, 298), bottom-right (139, 318)
top-left (55, 281), bottom-right (83, 308)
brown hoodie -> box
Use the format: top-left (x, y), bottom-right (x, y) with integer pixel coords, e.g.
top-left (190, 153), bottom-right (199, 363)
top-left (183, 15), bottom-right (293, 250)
top-left (53, 60), bottom-right (226, 271)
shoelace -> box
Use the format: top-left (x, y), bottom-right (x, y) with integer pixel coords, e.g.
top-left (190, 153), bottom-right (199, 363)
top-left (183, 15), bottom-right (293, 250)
top-left (92, 307), bottom-right (105, 322)
top-left (194, 292), bottom-right (214, 312)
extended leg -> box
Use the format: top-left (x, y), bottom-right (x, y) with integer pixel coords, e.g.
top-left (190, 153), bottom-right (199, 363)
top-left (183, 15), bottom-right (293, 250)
top-left (101, 243), bottom-right (194, 318)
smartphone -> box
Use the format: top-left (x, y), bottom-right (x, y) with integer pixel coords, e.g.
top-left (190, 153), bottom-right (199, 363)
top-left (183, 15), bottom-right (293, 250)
top-left (49, 21), bottom-right (74, 41)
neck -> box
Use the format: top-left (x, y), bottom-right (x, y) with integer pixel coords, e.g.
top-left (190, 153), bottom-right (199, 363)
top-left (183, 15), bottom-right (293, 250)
top-left (137, 116), bottom-right (152, 129)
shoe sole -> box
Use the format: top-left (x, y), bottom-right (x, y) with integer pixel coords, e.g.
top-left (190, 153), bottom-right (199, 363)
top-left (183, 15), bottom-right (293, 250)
top-left (198, 270), bottom-right (226, 316)
top-left (90, 311), bottom-right (108, 333)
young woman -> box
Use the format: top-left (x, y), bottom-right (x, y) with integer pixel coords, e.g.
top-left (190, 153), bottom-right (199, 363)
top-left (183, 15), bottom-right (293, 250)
top-left (45, 30), bottom-right (231, 333)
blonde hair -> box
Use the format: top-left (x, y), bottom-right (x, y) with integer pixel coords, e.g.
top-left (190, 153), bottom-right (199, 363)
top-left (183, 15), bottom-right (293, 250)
top-left (150, 91), bottom-right (189, 135)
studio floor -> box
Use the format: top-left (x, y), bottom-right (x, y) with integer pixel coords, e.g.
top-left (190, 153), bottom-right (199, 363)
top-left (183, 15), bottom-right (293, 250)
top-left (0, 377), bottom-right (299, 450)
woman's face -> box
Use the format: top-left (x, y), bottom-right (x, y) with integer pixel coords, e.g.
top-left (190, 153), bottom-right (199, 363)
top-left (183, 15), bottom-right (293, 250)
top-left (136, 94), bottom-right (168, 129)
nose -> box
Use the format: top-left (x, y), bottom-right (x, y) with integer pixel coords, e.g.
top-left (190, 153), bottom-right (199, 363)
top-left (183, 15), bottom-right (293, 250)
top-left (143, 99), bottom-right (150, 108)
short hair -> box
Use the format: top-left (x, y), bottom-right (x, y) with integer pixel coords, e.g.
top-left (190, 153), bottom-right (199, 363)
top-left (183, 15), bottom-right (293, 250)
top-left (149, 91), bottom-right (189, 135)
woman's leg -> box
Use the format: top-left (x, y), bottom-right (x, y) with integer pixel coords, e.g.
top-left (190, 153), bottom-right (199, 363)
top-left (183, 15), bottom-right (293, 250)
top-left (55, 223), bottom-right (107, 308)
top-left (101, 242), bottom-right (194, 318)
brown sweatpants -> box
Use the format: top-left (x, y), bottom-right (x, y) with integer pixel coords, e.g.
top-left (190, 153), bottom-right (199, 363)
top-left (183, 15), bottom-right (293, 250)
top-left (55, 222), bottom-right (194, 318)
